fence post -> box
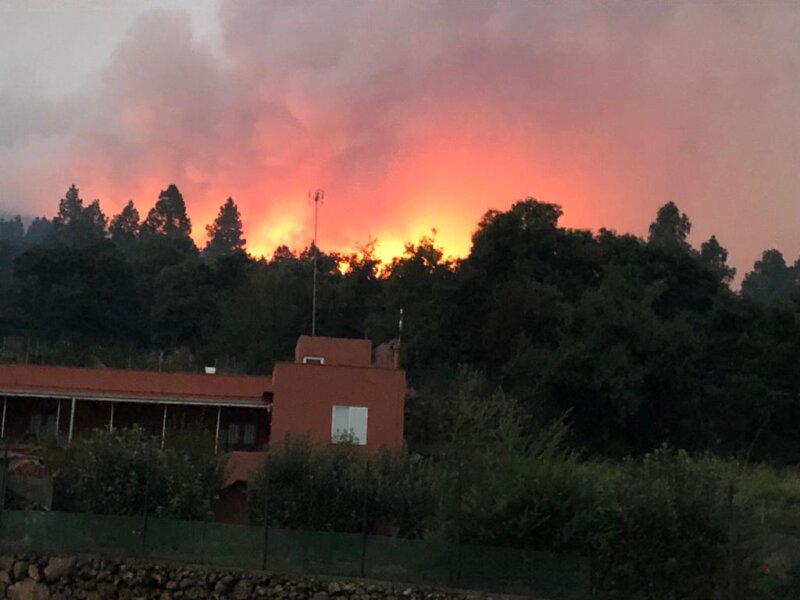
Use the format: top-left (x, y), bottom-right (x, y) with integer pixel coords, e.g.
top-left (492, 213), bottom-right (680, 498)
top-left (455, 458), bottom-right (464, 587)
top-left (140, 441), bottom-right (153, 557)
top-left (261, 476), bottom-right (269, 571)
top-left (360, 461), bottom-right (370, 578)
top-left (727, 479), bottom-right (735, 600)
top-left (0, 444), bottom-right (7, 535)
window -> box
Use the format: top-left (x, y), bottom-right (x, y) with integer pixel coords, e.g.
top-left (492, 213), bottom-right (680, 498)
top-left (227, 423), bottom-right (256, 447)
top-left (303, 356), bottom-right (325, 365)
top-left (331, 406), bottom-right (368, 445)
top-left (227, 423), bottom-right (240, 445)
top-left (45, 415), bottom-right (58, 436)
top-left (28, 413), bottom-right (57, 439)
top-left (243, 424), bottom-right (256, 446)
top-left (29, 414), bottom-right (42, 436)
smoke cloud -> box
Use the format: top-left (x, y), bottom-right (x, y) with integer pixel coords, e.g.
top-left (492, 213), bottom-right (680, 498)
top-left (2, 1), bottom-right (800, 271)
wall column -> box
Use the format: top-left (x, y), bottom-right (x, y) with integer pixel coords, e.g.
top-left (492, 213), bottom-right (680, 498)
top-left (161, 405), bottom-right (168, 449)
top-left (55, 400), bottom-right (61, 439)
top-left (68, 397), bottom-right (76, 444)
top-left (214, 406), bottom-right (221, 454)
top-left (1, 397), bottom-right (6, 439)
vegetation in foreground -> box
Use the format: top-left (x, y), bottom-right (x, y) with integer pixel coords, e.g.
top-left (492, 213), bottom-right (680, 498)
top-left (40, 396), bottom-right (800, 599)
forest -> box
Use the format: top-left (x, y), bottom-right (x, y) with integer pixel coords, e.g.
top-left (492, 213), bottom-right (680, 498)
top-left (2, 183), bottom-right (800, 463)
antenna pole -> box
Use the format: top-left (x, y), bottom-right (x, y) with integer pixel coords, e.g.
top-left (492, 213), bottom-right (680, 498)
top-left (311, 190), bottom-right (324, 336)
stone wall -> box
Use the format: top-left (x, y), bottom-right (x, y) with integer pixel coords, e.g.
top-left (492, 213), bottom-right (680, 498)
top-left (0, 553), bottom-right (512, 600)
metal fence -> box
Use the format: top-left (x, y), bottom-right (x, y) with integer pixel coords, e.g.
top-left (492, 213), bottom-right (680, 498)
top-left (0, 509), bottom-right (591, 599)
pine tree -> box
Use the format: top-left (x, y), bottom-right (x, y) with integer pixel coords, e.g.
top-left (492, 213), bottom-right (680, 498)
top-left (52, 185), bottom-right (107, 246)
top-left (0, 216), bottom-right (24, 246)
top-left (110, 200), bottom-right (141, 254)
top-left (699, 235), bottom-right (735, 285)
top-left (24, 217), bottom-right (53, 247)
top-left (204, 197), bottom-right (246, 259)
top-left (741, 249), bottom-right (795, 303)
top-left (53, 185), bottom-right (83, 231)
top-left (141, 184), bottom-right (192, 238)
top-left (648, 201), bottom-right (691, 250)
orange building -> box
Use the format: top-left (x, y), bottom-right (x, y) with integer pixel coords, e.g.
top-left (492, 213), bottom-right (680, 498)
top-left (0, 336), bottom-right (405, 453)
top-left (271, 336), bottom-right (405, 450)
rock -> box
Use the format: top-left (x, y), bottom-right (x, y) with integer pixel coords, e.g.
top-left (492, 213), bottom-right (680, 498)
top-left (0, 555), bottom-right (15, 572)
top-left (7, 578), bottom-right (50, 600)
top-left (12, 561), bottom-right (28, 580)
top-left (233, 578), bottom-right (254, 599)
top-left (311, 592), bottom-right (329, 600)
top-left (328, 582), bottom-right (342, 595)
top-left (27, 564), bottom-right (41, 581)
top-left (179, 577), bottom-right (194, 589)
top-left (44, 557), bottom-right (76, 582)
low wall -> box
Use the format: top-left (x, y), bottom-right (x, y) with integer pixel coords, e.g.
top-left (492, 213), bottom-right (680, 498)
top-left (0, 552), bottom-right (516, 600)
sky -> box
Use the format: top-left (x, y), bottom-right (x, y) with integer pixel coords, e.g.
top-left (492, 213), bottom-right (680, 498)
top-left (1, 1), bottom-right (800, 274)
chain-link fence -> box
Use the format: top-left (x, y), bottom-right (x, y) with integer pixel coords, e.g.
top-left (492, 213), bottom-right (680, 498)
top-left (0, 509), bottom-right (591, 599)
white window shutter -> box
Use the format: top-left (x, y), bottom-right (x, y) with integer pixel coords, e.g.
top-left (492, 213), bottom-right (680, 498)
top-left (331, 406), bottom-right (349, 441)
top-left (350, 407), bottom-right (368, 445)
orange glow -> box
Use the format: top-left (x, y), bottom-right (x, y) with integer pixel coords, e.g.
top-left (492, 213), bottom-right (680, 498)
top-left (77, 122), bottom-right (612, 266)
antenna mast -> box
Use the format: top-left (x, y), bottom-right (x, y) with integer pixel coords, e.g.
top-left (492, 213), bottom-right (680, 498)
top-left (310, 189), bottom-right (324, 336)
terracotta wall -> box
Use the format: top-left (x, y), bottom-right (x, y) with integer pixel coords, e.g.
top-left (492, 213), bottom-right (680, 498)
top-left (293, 336), bottom-right (372, 367)
top-left (270, 363), bottom-right (405, 451)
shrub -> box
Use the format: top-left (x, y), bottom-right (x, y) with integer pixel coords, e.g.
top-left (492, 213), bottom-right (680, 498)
top-left (45, 424), bottom-right (224, 520)
top-left (593, 447), bottom-right (728, 600)
top-left (438, 418), bottom-right (603, 552)
top-left (248, 436), bottom-right (438, 535)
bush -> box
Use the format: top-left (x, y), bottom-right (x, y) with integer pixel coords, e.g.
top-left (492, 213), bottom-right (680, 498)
top-left (442, 419), bottom-right (603, 552)
top-left (593, 447), bottom-right (728, 600)
top-left (45, 425), bottom-right (224, 520)
top-left (248, 436), bottom-right (438, 535)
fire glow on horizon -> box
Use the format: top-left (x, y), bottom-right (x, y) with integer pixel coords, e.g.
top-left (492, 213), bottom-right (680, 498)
top-left (4, 1), bottom-right (800, 274)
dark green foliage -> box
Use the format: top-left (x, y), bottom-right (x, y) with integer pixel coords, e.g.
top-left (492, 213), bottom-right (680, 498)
top-left (44, 425), bottom-right (224, 520)
top-left (594, 448), bottom-right (728, 600)
top-left (13, 240), bottom-right (143, 346)
top-left (7, 188), bottom-right (800, 465)
top-left (204, 197), bottom-right (246, 260)
top-left (110, 200), bottom-right (141, 255)
top-left (23, 217), bottom-right (53, 247)
top-left (0, 215), bottom-right (25, 286)
top-left (648, 201), bottom-right (692, 250)
top-left (52, 185), bottom-right (108, 246)
top-left (141, 184), bottom-right (192, 238)
top-left (742, 249), bottom-right (796, 303)
top-left (151, 260), bottom-right (217, 349)
top-left (0, 215), bottom-right (24, 246)
top-left (452, 420), bottom-right (599, 553)
top-left (700, 234), bottom-right (736, 284)
top-left (249, 436), bottom-right (438, 536)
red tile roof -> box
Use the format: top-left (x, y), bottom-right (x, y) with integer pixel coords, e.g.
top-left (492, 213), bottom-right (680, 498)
top-left (0, 363), bottom-right (272, 407)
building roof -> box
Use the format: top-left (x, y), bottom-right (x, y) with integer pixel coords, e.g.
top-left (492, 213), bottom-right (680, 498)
top-left (0, 363), bottom-right (272, 408)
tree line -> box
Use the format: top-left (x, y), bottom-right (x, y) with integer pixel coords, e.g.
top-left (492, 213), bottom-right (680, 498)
top-left (2, 184), bottom-right (800, 461)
